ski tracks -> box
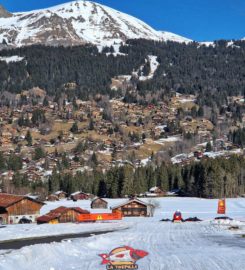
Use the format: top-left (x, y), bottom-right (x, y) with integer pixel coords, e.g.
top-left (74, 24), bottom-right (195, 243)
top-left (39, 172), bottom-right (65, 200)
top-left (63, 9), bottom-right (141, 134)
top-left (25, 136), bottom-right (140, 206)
top-left (106, 221), bottom-right (245, 270)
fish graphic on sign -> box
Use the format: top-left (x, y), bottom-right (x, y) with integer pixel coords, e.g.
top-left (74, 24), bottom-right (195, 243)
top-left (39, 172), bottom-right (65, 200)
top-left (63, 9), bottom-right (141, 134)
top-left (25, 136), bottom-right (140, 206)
top-left (99, 246), bottom-right (148, 269)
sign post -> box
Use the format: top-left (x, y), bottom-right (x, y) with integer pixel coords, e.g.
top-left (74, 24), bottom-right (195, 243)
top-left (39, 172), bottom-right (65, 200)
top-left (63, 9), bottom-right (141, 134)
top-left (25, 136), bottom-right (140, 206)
top-left (217, 199), bottom-right (226, 215)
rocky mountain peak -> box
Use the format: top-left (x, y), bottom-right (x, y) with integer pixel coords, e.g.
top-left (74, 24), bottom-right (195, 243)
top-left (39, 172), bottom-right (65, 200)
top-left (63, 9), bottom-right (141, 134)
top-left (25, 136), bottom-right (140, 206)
top-left (0, 5), bottom-right (12, 18)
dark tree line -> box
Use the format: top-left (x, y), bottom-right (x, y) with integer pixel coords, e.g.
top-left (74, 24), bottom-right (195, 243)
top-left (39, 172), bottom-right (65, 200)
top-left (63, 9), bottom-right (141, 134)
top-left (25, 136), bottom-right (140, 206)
top-left (229, 128), bottom-right (245, 147)
top-left (46, 155), bottom-right (245, 198)
top-left (2, 153), bottom-right (244, 198)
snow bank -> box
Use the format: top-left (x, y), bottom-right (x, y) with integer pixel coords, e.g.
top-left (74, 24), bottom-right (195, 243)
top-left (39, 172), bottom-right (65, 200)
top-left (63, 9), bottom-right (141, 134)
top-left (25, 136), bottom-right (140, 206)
top-left (139, 55), bottom-right (159, 81)
top-left (155, 136), bottom-right (181, 145)
top-left (0, 56), bottom-right (24, 63)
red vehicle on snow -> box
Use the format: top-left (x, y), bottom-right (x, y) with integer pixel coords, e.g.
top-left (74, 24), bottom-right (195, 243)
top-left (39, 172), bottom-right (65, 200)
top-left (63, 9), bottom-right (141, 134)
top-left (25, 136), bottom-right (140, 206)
top-left (173, 210), bottom-right (183, 222)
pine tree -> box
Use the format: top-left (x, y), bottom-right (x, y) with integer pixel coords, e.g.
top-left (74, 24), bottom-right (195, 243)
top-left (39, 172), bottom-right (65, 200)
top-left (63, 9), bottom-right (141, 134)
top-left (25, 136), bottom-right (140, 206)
top-left (25, 130), bottom-right (32, 146)
top-left (48, 169), bottom-right (60, 192)
top-left (98, 180), bottom-right (107, 197)
top-left (8, 154), bottom-right (23, 171)
top-left (43, 96), bottom-right (49, 106)
top-left (61, 153), bottom-right (69, 169)
top-left (88, 118), bottom-right (94, 130)
top-left (34, 147), bottom-right (46, 160)
top-left (206, 141), bottom-right (213, 152)
top-left (91, 152), bottom-right (98, 167)
top-left (31, 109), bottom-right (46, 126)
top-left (70, 122), bottom-right (79, 133)
top-left (198, 106), bottom-right (204, 117)
top-left (122, 165), bottom-right (134, 196)
top-left (0, 152), bottom-right (6, 171)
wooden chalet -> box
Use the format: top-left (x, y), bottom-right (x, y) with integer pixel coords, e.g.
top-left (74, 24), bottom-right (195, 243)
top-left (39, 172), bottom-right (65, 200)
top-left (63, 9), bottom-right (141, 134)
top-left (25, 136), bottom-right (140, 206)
top-left (148, 187), bottom-right (165, 197)
top-left (54, 191), bottom-right (67, 200)
top-left (111, 198), bottom-right (154, 217)
top-left (47, 194), bottom-right (59, 202)
top-left (70, 191), bottom-right (94, 201)
top-left (0, 193), bottom-right (44, 224)
top-left (37, 206), bottom-right (89, 224)
top-left (91, 197), bottom-right (108, 209)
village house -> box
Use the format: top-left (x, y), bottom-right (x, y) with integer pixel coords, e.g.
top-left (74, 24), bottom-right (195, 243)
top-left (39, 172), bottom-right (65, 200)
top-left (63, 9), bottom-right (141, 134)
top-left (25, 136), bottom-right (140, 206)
top-left (111, 198), bottom-right (154, 217)
top-left (47, 194), bottom-right (59, 202)
top-left (70, 191), bottom-right (94, 201)
top-left (91, 197), bottom-right (108, 209)
top-left (37, 206), bottom-right (89, 224)
top-left (145, 186), bottom-right (165, 197)
top-left (53, 191), bottom-right (67, 200)
top-left (0, 193), bottom-right (44, 224)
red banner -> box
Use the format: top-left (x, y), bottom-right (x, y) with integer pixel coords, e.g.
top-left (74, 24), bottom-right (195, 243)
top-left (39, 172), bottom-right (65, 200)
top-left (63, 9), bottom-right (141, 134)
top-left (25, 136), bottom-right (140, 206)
top-left (77, 212), bottom-right (122, 222)
top-left (217, 199), bottom-right (226, 214)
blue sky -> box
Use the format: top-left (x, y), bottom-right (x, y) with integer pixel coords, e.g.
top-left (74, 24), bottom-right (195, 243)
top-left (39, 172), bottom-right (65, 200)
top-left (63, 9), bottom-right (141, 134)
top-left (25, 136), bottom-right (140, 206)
top-left (1, 0), bottom-right (245, 41)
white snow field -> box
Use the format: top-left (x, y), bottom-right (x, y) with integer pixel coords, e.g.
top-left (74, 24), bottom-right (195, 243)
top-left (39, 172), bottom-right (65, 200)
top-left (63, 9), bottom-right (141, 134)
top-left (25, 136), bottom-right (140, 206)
top-left (0, 198), bottom-right (244, 270)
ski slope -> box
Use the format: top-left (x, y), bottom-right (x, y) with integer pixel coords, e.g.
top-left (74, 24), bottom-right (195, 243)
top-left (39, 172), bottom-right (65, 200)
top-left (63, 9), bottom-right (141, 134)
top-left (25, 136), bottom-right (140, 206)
top-left (0, 198), bottom-right (244, 270)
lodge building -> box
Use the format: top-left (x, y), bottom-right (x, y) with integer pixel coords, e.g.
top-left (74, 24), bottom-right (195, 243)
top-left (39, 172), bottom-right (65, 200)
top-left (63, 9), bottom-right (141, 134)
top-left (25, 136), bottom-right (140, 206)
top-left (91, 197), bottom-right (108, 209)
top-left (0, 193), bottom-right (44, 224)
top-left (111, 198), bottom-right (154, 217)
top-left (37, 206), bottom-right (90, 224)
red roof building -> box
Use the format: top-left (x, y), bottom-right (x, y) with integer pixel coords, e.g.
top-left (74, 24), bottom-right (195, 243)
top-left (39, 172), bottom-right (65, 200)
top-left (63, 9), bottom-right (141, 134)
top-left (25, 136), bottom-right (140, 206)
top-left (37, 206), bottom-right (90, 224)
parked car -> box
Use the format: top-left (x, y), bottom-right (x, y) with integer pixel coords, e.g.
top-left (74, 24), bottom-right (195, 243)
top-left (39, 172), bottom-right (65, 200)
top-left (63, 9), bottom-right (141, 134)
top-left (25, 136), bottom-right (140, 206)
top-left (19, 217), bottom-right (32, 224)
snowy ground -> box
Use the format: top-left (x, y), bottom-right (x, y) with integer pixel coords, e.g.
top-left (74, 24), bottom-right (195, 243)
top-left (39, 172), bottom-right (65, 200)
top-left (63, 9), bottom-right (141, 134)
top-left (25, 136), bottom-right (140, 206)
top-left (0, 198), bottom-right (244, 270)
top-left (0, 222), bottom-right (129, 242)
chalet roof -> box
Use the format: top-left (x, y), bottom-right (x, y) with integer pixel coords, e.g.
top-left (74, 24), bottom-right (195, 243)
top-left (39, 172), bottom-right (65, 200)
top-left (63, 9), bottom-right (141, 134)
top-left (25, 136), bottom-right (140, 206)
top-left (71, 191), bottom-right (90, 196)
top-left (50, 206), bottom-right (67, 214)
top-left (37, 213), bottom-right (60, 223)
top-left (111, 198), bottom-right (151, 210)
top-left (0, 193), bottom-right (44, 208)
top-left (54, 191), bottom-right (67, 195)
top-left (50, 206), bottom-right (89, 215)
top-left (91, 197), bottom-right (108, 204)
top-left (71, 207), bottom-right (90, 214)
top-left (149, 186), bottom-right (158, 192)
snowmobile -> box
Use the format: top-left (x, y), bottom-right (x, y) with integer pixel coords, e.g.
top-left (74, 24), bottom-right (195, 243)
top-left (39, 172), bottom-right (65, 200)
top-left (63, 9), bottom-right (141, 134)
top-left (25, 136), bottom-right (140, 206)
top-left (172, 210), bottom-right (183, 223)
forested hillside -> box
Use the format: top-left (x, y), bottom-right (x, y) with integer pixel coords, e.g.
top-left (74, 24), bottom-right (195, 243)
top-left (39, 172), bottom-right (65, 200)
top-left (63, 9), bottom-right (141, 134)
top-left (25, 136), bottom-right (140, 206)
top-left (0, 45), bottom-right (144, 99)
top-left (47, 155), bottom-right (245, 198)
top-left (1, 39), bottom-right (245, 105)
top-left (4, 155), bottom-right (244, 199)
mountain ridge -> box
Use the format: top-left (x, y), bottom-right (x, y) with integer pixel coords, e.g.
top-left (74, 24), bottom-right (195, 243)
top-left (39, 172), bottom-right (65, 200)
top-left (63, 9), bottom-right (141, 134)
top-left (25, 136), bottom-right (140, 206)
top-left (0, 0), bottom-right (191, 47)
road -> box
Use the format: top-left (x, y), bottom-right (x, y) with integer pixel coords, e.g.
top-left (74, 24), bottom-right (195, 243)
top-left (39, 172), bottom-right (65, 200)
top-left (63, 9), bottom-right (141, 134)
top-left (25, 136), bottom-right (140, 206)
top-left (0, 230), bottom-right (115, 250)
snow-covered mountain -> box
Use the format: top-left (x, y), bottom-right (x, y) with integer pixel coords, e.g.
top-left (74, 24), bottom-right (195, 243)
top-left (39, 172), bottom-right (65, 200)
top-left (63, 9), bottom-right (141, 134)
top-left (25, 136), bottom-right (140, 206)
top-left (0, 1), bottom-right (191, 47)
top-left (158, 31), bottom-right (192, 43)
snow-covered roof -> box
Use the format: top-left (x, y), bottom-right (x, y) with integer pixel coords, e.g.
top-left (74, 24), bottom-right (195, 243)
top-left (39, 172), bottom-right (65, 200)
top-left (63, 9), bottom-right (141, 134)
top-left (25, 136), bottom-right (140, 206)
top-left (149, 186), bottom-right (158, 192)
top-left (71, 191), bottom-right (90, 196)
top-left (54, 191), bottom-right (67, 195)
